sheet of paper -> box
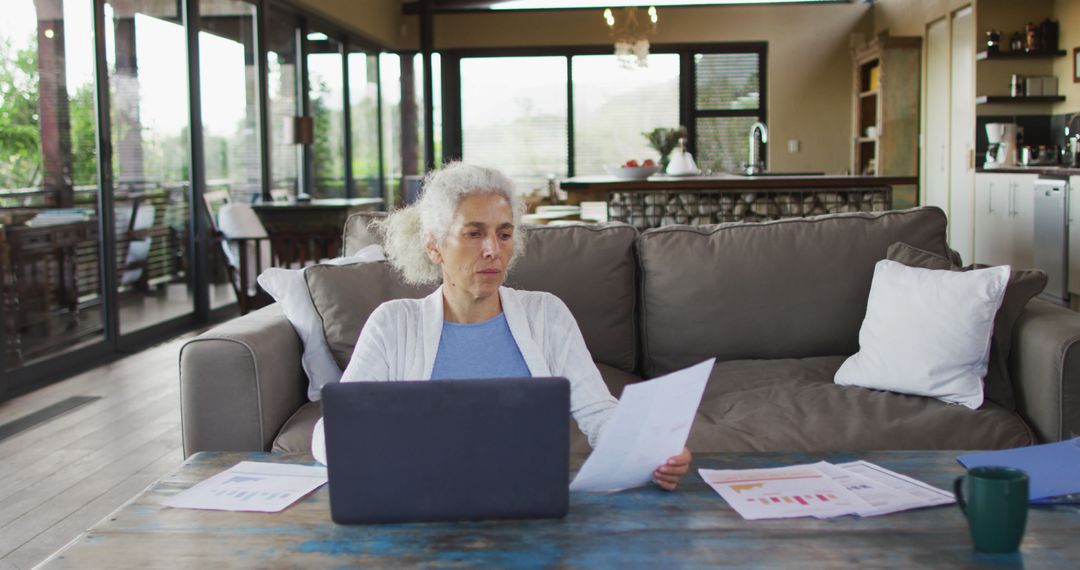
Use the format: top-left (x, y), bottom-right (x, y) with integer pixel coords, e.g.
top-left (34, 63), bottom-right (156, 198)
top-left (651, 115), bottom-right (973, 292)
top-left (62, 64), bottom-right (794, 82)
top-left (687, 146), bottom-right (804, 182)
top-left (814, 461), bottom-right (950, 517)
top-left (835, 460), bottom-right (953, 510)
top-left (699, 464), bottom-right (871, 520)
top-left (570, 358), bottom-right (714, 493)
top-left (163, 461), bottom-right (327, 513)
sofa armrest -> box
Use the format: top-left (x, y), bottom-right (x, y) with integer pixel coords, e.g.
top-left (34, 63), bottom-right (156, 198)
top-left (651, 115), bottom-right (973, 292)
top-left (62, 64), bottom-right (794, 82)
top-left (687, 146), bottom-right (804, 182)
top-left (1011, 299), bottom-right (1080, 442)
top-left (179, 304), bottom-right (306, 457)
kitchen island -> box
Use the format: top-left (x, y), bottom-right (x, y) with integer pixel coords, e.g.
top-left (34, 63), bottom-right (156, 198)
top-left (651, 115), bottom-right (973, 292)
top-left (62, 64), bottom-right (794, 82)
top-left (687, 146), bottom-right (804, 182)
top-left (559, 174), bottom-right (917, 229)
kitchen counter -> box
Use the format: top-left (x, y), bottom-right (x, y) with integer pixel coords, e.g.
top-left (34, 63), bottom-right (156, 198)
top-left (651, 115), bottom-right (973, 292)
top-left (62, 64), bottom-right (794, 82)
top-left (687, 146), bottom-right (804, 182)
top-left (976, 166), bottom-right (1080, 176)
top-left (559, 174), bottom-right (918, 206)
top-left (558, 174), bottom-right (919, 229)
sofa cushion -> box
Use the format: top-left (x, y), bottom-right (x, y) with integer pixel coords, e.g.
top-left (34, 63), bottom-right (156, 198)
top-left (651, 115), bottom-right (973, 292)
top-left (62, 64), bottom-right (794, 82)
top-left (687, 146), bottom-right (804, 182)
top-left (272, 401), bottom-right (321, 454)
top-left (505, 223), bottom-right (639, 372)
top-left (886, 242), bottom-right (1048, 411)
top-left (834, 260), bottom-right (1010, 410)
top-left (305, 261), bottom-right (436, 369)
top-left (343, 216), bottom-right (639, 373)
top-left (274, 363), bottom-right (643, 456)
top-left (637, 207), bottom-right (953, 376)
top-left (687, 356), bottom-right (1035, 453)
top-left (342, 212), bottom-right (387, 256)
top-left (258, 246), bottom-right (386, 401)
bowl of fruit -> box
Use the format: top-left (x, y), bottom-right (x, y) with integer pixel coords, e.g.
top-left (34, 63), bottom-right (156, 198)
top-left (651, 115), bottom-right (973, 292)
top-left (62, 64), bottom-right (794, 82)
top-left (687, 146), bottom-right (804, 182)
top-left (605, 159), bottom-right (660, 180)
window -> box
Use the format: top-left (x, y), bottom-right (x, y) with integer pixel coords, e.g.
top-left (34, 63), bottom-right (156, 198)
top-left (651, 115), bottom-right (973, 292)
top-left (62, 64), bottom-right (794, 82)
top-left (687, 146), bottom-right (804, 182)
top-left (379, 52), bottom-right (403, 202)
top-left (378, 52), bottom-right (435, 206)
top-left (199, 0), bottom-right (260, 311)
top-left (460, 56), bottom-right (568, 193)
top-left (199, 0), bottom-right (260, 204)
top-left (267, 8), bottom-right (299, 200)
top-left (104, 1), bottom-right (197, 332)
top-left (0, 0), bottom-right (394, 391)
top-left (445, 45), bottom-right (765, 186)
top-left (572, 54), bottom-right (679, 175)
top-left (691, 51), bottom-right (765, 174)
top-left (349, 51), bottom-right (379, 197)
top-left (1, 0), bottom-right (106, 368)
top-left (307, 30), bottom-right (345, 198)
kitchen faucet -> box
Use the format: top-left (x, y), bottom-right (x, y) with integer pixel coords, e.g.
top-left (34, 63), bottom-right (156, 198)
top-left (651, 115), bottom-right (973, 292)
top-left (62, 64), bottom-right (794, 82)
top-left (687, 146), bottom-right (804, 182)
top-left (746, 122), bottom-right (768, 175)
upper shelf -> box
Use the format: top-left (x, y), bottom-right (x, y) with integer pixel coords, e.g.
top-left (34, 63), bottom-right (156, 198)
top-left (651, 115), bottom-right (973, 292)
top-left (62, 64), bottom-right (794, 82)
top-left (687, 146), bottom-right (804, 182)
top-left (976, 49), bottom-right (1067, 61)
top-left (976, 95), bottom-right (1066, 105)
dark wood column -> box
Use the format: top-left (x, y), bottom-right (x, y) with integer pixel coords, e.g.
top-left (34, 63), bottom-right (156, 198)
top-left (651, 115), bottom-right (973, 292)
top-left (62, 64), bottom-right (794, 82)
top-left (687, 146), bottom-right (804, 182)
top-left (35, 0), bottom-right (73, 207)
top-left (113, 15), bottom-right (146, 187)
top-left (420, 0), bottom-right (434, 172)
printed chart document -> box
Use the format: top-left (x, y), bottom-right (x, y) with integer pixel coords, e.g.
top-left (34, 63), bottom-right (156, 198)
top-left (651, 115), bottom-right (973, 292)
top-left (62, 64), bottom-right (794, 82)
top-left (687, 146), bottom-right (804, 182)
top-left (818, 461), bottom-right (953, 517)
top-left (699, 464), bottom-right (869, 520)
top-left (834, 460), bottom-right (954, 513)
top-left (163, 461), bottom-right (327, 513)
top-left (570, 358), bottom-right (714, 493)
top-left (700, 461), bottom-right (953, 520)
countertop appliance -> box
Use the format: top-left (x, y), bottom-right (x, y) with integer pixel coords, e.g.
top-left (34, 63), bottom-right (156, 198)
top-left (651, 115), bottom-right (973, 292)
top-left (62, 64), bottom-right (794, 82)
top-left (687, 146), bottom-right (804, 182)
top-left (985, 123), bottom-right (1020, 169)
top-left (1034, 175), bottom-right (1070, 305)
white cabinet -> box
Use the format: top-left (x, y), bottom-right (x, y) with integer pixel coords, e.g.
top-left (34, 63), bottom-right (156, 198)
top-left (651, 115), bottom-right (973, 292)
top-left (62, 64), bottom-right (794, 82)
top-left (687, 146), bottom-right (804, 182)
top-left (974, 173), bottom-right (1007, 266)
top-left (1010, 175), bottom-right (1035, 271)
top-left (923, 10), bottom-right (975, 264)
top-left (973, 173), bottom-right (1036, 268)
top-left (1070, 176), bottom-right (1080, 296)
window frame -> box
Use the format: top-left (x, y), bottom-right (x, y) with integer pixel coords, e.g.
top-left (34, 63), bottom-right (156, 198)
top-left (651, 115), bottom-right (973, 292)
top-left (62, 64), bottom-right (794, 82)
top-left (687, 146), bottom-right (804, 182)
top-left (440, 42), bottom-right (767, 176)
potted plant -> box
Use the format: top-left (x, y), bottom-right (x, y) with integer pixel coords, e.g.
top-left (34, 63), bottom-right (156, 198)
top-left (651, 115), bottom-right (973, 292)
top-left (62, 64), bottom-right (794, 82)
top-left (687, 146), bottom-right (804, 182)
top-left (642, 126), bottom-right (687, 172)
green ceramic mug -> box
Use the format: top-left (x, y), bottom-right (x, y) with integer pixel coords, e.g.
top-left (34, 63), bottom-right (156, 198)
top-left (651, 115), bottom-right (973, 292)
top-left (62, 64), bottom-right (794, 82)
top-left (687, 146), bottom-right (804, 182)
top-left (953, 466), bottom-right (1029, 554)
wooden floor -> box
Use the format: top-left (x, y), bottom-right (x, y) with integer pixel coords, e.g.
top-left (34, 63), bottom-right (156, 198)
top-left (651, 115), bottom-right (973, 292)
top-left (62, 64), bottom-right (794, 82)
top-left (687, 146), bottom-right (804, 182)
top-left (0, 333), bottom-right (195, 570)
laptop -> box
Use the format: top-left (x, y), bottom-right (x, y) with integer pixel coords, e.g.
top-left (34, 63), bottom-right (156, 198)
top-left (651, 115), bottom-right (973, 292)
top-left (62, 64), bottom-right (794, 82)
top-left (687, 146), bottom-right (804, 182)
top-left (321, 377), bottom-right (570, 524)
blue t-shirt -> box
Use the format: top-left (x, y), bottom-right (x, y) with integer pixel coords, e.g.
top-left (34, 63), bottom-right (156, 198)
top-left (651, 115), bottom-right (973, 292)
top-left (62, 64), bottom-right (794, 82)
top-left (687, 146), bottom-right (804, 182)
top-left (431, 312), bottom-right (531, 380)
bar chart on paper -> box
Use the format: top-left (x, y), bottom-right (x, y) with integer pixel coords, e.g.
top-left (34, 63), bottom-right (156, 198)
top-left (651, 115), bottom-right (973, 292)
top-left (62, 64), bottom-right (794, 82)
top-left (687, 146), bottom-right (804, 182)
top-left (163, 462), bottom-right (328, 512)
top-left (751, 493), bottom-right (841, 506)
top-left (700, 466), bottom-right (871, 520)
top-left (210, 489), bottom-right (297, 502)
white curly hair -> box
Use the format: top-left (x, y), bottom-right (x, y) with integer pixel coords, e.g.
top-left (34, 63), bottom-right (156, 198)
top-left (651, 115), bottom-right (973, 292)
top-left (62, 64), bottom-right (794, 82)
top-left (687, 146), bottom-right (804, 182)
top-left (375, 162), bottom-right (526, 285)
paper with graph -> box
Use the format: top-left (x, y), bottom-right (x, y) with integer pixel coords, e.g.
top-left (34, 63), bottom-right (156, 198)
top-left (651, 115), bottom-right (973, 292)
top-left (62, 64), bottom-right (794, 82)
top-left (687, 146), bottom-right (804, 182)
top-left (699, 464), bottom-right (868, 520)
top-left (163, 461), bottom-right (327, 513)
top-left (699, 461), bottom-right (953, 520)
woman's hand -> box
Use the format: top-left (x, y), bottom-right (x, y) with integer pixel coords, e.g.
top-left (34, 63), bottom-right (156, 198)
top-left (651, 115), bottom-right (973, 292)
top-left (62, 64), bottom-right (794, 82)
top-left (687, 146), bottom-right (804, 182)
top-left (653, 447), bottom-right (692, 491)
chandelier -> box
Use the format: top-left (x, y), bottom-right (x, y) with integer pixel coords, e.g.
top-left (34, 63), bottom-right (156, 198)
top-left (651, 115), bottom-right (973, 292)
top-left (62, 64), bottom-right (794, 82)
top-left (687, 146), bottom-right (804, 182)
top-left (603, 6), bottom-right (658, 69)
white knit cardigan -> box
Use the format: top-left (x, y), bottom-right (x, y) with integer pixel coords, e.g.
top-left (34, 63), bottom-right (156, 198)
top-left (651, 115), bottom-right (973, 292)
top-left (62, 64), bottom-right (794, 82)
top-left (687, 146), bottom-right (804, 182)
top-left (311, 286), bottom-right (618, 464)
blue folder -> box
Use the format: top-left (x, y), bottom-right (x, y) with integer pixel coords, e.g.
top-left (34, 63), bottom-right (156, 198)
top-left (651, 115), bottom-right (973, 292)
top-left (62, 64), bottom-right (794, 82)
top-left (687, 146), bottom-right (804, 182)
top-left (957, 437), bottom-right (1080, 503)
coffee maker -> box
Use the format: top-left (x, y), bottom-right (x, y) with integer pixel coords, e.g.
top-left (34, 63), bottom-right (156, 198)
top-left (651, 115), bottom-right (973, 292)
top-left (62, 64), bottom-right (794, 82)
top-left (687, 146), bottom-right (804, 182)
top-left (985, 123), bottom-right (1020, 169)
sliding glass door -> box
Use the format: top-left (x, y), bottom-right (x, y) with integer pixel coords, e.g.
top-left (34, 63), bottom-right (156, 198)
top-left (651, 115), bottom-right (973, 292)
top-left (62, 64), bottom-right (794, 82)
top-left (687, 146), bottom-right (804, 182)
top-left (198, 0), bottom-right (260, 310)
top-left (306, 28), bottom-right (345, 199)
top-left (103, 0), bottom-right (195, 334)
top-left (0, 0), bottom-right (106, 373)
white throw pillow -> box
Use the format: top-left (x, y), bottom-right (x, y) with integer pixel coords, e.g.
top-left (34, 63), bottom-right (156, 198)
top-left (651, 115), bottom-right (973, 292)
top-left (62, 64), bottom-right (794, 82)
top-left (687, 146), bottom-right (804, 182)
top-left (257, 245), bottom-right (386, 401)
top-left (834, 260), bottom-right (1010, 409)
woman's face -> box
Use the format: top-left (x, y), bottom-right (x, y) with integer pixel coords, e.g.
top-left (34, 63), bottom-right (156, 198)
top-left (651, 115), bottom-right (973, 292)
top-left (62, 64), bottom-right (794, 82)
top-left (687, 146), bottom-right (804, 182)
top-left (428, 192), bottom-right (515, 301)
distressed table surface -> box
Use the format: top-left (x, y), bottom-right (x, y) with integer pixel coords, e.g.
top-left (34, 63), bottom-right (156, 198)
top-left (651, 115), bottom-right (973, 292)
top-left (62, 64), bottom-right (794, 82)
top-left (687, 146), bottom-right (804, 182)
top-left (44, 451), bottom-right (1080, 568)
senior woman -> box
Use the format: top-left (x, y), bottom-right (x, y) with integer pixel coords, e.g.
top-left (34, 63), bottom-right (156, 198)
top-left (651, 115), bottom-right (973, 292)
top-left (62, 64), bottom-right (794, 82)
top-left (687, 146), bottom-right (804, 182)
top-left (311, 162), bottom-right (692, 490)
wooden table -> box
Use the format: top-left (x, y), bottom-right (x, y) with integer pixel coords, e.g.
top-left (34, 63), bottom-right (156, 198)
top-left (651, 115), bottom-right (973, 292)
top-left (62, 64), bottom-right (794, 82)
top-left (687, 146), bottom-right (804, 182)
top-left (251, 197), bottom-right (383, 236)
top-left (44, 451), bottom-right (1080, 568)
top-left (249, 197), bottom-right (383, 266)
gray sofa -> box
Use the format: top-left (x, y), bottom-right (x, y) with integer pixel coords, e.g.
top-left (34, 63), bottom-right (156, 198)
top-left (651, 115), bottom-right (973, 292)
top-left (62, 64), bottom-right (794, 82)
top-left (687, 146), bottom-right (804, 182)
top-left (179, 207), bottom-right (1080, 458)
